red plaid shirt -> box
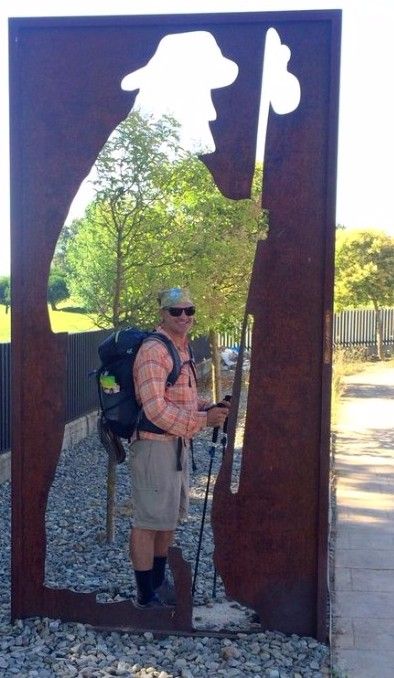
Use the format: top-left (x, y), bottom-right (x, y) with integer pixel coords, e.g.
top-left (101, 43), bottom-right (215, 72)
top-left (133, 326), bottom-right (209, 440)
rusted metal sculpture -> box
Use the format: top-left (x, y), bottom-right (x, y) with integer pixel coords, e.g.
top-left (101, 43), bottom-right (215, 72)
top-left (10, 11), bottom-right (341, 639)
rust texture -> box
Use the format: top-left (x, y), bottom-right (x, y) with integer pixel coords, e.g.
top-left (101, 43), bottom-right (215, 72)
top-left (9, 12), bottom-right (340, 637)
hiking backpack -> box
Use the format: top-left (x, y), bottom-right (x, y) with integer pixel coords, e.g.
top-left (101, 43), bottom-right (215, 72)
top-left (96, 328), bottom-right (194, 443)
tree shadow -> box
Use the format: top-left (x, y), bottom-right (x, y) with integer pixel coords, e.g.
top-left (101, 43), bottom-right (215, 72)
top-left (343, 383), bottom-right (394, 399)
top-left (336, 428), bottom-right (394, 456)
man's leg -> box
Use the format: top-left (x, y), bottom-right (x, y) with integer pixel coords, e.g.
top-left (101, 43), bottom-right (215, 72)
top-left (129, 528), bottom-right (174, 573)
top-left (130, 528), bottom-right (175, 604)
top-left (130, 527), bottom-right (156, 605)
top-left (152, 530), bottom-right (175, 589)
top-left (154, 530), bottom-right (174, 556)
top-left (129, 438), bottom-right (181, 605)
top-left (130, 527), bottom-right (156, 570)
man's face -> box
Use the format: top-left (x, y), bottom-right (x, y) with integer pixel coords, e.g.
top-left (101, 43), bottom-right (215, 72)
top-left (160, 302), bottom-right (195, 339)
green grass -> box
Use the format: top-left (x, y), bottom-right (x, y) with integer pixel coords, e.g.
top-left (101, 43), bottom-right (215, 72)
top-left (0, 304), bottom-right (98, 342)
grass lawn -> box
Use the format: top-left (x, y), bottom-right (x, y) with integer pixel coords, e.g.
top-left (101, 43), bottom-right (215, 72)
top-left (0, 304), bottom-right (98, 343)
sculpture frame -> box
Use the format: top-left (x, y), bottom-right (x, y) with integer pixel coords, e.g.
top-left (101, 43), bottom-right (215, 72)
top-left (9, 10), bottom-right (341, 639)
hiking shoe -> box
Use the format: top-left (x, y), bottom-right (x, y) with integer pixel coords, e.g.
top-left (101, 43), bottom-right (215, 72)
top-left (97, 415), bottom-right (126, 464)
top-left (154, 579), bottom-right (176, 606)
top-left (134, 593), bottom-right (165, 609)
top-left (250, 612), bottom-right (261, 624)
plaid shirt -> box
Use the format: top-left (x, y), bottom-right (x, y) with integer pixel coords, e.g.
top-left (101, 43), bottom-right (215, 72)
top-left (133, 326), bottom-right (209, 440)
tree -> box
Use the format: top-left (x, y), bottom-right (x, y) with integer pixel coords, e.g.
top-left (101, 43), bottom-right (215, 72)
top-left (48, 270), bottom-right (70, 310)
top-left (335, 229), bottom-right (394, 359)
top-left (172, 162), bottom-right (267, 398)
top-left (64, 110), bottom-right (266, 395)
top-left (0, 276), bottom-right (11, 314)
top-left (65, 111), bottom-right (193, 328)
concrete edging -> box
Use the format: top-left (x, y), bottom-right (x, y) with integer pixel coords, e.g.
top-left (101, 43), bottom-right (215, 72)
top-left (0, 410), bottom-right (99, 485)
top-left (0, 451), bottom-right (11, 486)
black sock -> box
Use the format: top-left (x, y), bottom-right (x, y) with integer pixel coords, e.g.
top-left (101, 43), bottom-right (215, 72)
top-left (134, 569), bottom-right (154, 604)
top-left (152, 556), bottom-right (167, 589)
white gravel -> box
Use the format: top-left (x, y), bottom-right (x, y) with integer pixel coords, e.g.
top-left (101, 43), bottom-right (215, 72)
top-left (0, 374), bottom-right (330, 676)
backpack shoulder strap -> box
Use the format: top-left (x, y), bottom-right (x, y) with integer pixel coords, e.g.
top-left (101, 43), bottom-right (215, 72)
top-left (143, 332), bottom-right (182, 386)
top-left (187, 343), bottom-right (198, 384)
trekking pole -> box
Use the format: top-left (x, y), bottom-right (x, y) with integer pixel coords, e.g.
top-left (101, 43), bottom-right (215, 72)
top-left (192, 423), bottom-right (221, 597)
top-left (212, 399), bottom-right (231, 598)
top-left (192, 396), bottom-right (231, 598)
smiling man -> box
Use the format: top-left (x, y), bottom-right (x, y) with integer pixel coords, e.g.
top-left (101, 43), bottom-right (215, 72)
top-left (130, 286), bottom-right (229, 609)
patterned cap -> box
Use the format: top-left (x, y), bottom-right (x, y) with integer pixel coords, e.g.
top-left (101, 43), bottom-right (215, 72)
top-left (158, 287), bottom-right (194, 309)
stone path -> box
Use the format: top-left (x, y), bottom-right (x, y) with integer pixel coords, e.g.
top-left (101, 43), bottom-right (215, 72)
top-left (332, 363), bottom-right (394, 678)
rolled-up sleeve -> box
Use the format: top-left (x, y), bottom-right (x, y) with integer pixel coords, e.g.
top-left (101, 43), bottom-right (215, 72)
top-left (134, 341), bottom-right (207, 439)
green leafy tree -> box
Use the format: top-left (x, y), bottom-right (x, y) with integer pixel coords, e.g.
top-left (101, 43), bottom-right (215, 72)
top-left (335, 229), bottom-right (394, 359)
top-left (64, 111), bottom-right (266, 393)
top-left (66, 111), bottom-right (193, 328)
top-left (47, 270), bottom-right (70, 310)
top-left (171, 163), bottom-right (267, 398)
top-left (0, 276), bottom-right (11, 314)
top-left (52, 220), bottom-right (80, 276)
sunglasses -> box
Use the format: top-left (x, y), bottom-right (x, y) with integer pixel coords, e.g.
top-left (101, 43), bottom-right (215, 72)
top-left (166, 306), bottom-right (196, 317)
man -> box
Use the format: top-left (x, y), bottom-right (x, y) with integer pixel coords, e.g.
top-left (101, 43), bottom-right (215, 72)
top-left (130, 286), bottom-right (229, 608)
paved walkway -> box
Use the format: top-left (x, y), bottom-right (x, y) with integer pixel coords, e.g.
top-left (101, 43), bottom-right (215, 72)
top-left (332, 363), bottom-right (394, 678)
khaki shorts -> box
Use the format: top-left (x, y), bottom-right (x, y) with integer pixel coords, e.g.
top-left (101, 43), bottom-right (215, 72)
top-left (128, 438), bottom-right (189, 530)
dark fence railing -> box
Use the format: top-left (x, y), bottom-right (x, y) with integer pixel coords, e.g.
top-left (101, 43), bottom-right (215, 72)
top-left (0, 329), bottom-right (211, 453)
top-left (0, 342), bottom-right (10, 454)
top-left (1, 309), bottom-right (392, 453)
top-left (66, 329), bottom-right (111, 423)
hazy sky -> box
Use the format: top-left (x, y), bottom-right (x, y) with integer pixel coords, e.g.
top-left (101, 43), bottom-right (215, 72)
top-left (1, 0), bottom-right (393, 274)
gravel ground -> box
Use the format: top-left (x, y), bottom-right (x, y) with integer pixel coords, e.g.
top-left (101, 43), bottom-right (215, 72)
top-left (0, 373), bottom-right (330, 677)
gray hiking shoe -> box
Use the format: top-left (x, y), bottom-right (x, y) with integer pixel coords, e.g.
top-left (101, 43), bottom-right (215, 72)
top-left (134, 593), bottom-right (165, 609)
top-left (154, 579), bottom-right (176, 606)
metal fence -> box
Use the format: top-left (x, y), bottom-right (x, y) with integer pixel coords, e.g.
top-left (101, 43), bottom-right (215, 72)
top-left (218, 326), bottom-right (253, 351)
top-left (66, 329), bottom-right (111, 422)
top-left (1, 310), bottom-right (392, 453)
top-left (333, 308), bottom-right (394, 346)
top-left (218, 308), bottom-right (394, 350)
top-left (0, 330), bottom-right (211, 453)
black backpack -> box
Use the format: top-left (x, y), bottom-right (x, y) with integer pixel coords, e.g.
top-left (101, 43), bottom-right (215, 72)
top-left (96, 328), bottom-right (194, 447)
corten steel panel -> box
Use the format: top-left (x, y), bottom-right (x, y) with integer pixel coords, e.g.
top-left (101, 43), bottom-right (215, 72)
top-left (212, 16), bottom-right (341, 640)
top-left (9, 12), bottom-right (340, 637)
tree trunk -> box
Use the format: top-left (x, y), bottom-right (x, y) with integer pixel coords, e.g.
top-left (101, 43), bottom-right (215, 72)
top-left (106, 457), bottom-right (117, 543)
top-left (209, 329), bottom-right (222, 402)
top-left (374, 304), bottom-right (384, 360)
top-left (112, 235), bottom-right (123, 328)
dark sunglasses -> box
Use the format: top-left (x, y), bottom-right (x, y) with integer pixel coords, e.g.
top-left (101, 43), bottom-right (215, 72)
top-left (166, 306), bottom-right (196, 317)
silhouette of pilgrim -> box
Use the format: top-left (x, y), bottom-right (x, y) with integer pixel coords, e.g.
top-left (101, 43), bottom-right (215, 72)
top-left (121, 31), bottom-right (239, 152)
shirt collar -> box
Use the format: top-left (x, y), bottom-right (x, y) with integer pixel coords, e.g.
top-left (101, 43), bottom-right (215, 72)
top-left (156, 325), bottom-right (188, 351)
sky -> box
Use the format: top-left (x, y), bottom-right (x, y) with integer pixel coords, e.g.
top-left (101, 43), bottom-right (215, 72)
top-left (1, 0), bottom-right (394, 275)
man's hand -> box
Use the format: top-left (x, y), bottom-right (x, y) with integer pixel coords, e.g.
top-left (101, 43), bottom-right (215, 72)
top-left (218, 396), bottom-right (231, 410)
top-left (206, 405), bottom-right (229, 428)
